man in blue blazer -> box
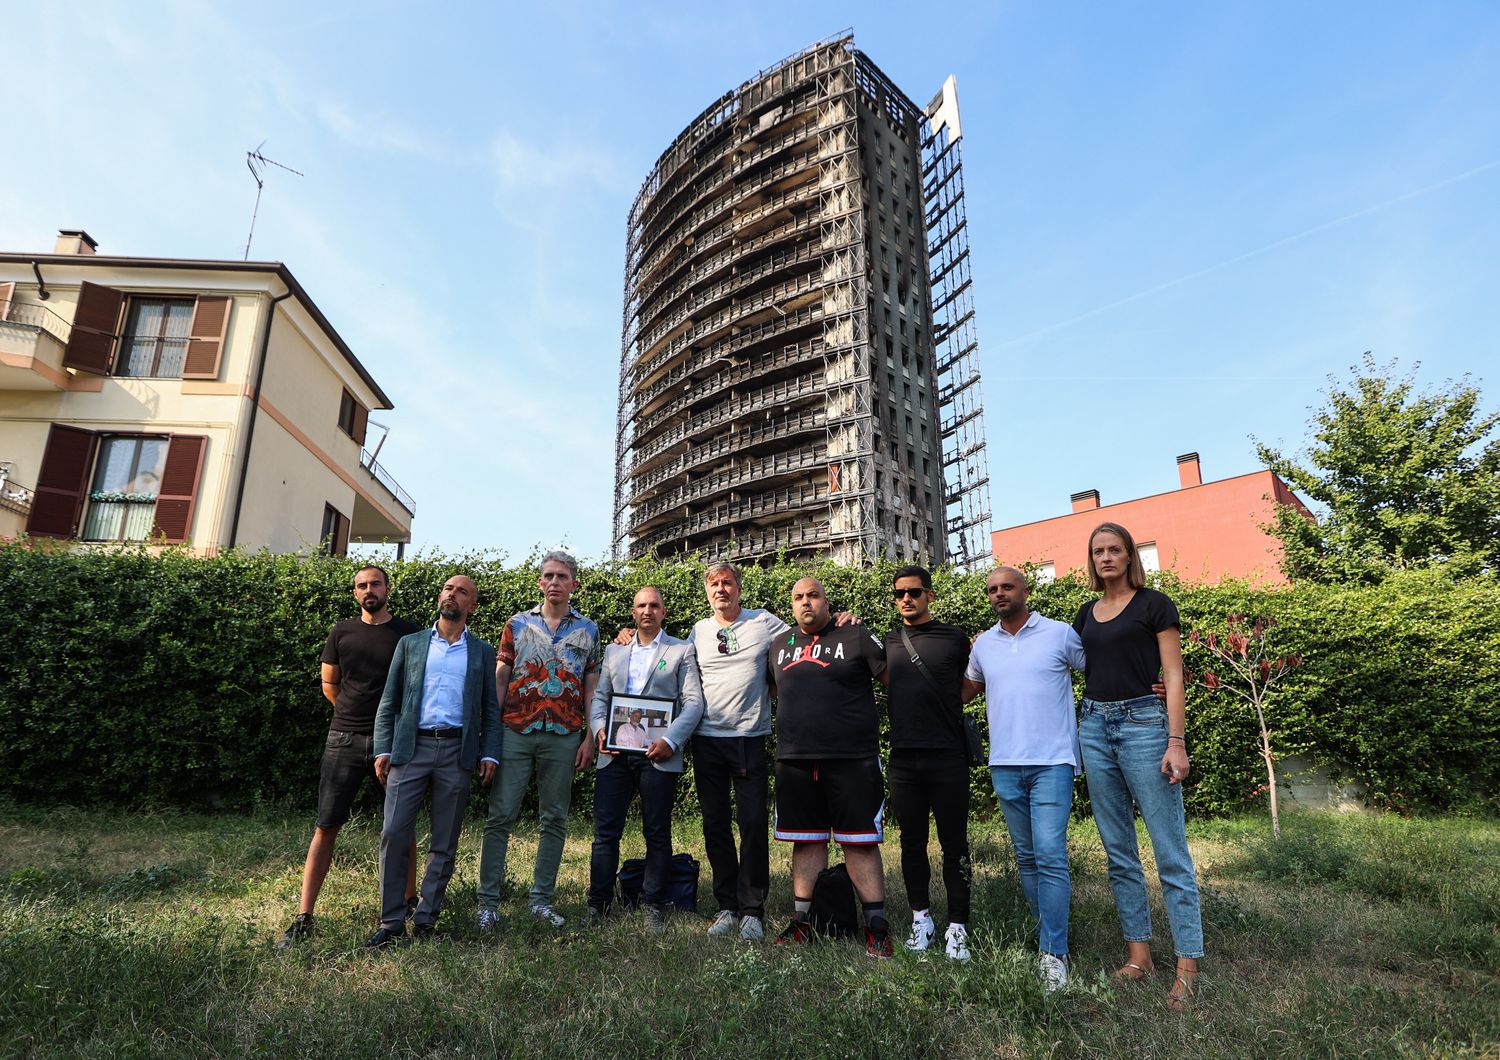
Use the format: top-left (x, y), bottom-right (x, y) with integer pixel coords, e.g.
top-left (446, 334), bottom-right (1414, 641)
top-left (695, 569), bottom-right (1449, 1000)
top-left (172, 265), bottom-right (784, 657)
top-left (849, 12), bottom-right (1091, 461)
top-left (587, 586), bottom-right (705, 933)
top-left (365, 574), bottom-right (501, 947)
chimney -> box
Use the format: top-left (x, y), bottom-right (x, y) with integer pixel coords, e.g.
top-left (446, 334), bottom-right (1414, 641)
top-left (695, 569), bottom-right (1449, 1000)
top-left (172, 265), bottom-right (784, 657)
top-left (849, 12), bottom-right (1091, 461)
top-left (54, 229), bottom-right (98, 256)
top-left (1070, 489), bottom-right (1100, 513)
top-left (1177, 452), bottom-right (1202, 488)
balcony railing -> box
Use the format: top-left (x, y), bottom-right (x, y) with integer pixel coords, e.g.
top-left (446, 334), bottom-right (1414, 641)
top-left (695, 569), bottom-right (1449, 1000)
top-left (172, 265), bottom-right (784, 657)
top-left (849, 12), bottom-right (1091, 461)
top-left (360, 449), bottom-right (416, 516)
top-left (0, 463), bottom-right (34, 516)
top-left (630, 406), bottom-right (826, 486)
top-left (0, 301), bottom-right (73, 345)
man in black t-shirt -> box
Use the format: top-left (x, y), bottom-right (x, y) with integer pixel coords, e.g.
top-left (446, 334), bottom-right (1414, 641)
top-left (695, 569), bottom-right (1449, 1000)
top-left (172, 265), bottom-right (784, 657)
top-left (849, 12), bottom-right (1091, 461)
top-left (882, 564), bottom-right (974, 961)
top-left (770, 576), bottom-right (894, 959)
top-left (277, 565), bottom-right (421, 948)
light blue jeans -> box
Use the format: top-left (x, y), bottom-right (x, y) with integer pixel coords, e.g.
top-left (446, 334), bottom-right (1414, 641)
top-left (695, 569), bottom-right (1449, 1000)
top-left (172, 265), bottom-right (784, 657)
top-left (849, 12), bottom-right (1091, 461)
top-left (990, 763), bottom-right (1074, 956)
top-left (1078, 696), bottom-right (1205, 959)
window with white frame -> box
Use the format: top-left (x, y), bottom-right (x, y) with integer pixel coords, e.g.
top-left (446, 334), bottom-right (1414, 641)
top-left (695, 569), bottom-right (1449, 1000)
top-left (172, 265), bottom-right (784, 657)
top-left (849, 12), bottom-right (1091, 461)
top-left (1138, 542), bottom-right (1161, 574)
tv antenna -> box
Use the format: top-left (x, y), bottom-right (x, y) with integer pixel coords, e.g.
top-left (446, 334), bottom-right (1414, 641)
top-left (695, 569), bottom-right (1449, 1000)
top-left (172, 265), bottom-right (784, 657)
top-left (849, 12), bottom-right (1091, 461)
top-left (243, 142), bottom-right (304, 260)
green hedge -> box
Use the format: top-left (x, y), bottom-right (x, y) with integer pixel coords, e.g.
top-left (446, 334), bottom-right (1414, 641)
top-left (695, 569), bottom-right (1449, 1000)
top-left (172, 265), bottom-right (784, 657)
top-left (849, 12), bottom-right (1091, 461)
top-left (1, 544), bottom-right (1495, 817)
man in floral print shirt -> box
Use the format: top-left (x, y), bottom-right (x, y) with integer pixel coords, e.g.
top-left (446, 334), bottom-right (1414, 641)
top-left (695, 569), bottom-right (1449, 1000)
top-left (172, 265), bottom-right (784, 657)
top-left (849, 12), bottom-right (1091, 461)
top-left (476, 550), bottom-right (602, 929)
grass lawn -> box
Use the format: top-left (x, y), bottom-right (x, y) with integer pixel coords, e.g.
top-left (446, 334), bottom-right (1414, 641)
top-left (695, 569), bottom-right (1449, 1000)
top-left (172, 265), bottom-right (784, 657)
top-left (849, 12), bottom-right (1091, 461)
top-left (1, 804), bottom-right (1496, 1058)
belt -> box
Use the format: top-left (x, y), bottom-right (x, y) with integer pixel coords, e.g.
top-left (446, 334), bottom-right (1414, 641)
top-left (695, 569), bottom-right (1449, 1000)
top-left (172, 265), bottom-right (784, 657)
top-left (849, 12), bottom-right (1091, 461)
top-left (417, 726), bottom-right (463, 739)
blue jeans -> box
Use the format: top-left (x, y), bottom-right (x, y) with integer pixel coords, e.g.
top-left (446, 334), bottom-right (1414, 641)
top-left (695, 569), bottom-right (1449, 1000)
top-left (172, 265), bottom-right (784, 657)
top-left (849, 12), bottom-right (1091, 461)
top-left (589, 755), bottom-right (678, 910)
top-left (1078, 696), bottom-right (1204, 959)
top-left (990, 764), bottom-right (1074, 956)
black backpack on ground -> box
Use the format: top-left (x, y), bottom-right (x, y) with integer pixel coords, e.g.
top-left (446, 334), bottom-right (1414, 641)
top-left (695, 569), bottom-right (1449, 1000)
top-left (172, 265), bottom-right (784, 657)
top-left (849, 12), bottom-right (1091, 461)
top-left (809, 862), bottom-right (859, 938)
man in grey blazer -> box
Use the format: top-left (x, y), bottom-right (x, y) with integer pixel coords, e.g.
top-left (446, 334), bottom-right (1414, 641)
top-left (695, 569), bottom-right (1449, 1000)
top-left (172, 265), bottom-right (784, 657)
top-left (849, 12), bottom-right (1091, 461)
top-left (587, 586), bottom-right (705, 934)
top-left (365, 574), bottom-right (501, 947)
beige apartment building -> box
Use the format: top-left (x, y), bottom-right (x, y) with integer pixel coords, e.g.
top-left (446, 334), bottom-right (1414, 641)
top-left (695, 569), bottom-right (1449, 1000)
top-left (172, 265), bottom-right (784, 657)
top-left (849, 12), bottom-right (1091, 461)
top-left (0, 230), bottom-right (413, 554)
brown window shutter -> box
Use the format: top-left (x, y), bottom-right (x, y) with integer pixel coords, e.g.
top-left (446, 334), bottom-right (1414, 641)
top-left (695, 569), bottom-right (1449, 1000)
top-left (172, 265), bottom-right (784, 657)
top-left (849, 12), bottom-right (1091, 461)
top-left (181, 295), bottom-right (232, 379)
top-left (63, 281), bottom-right (125, 375)
top-left (335, 510), bottom-right (351, 556)
top-left (151, 434), bottom-right (208, 543)
top-left (25, 424), bottom-right (98, 538)
top-left (352, 401), bottom-right (369, 447)
top-left (0, 281), bottom-right (14, 321)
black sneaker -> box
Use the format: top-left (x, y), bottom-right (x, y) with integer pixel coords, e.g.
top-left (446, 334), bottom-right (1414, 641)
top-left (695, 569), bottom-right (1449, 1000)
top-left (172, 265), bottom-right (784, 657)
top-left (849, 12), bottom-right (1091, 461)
top-left (413, 922), bottom-right (436, 941)
top-left (362, 926), bottom-right (408, 949)
top-left (275, 912), bottom-right (314, 950)
top-left (774, 917), bottom-right (814, 946)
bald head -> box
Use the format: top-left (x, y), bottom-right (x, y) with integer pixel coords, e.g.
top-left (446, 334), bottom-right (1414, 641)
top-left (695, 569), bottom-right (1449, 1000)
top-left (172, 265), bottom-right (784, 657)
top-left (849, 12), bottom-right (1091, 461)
top-left (986, 565), bottom-right (1030, 624)
top-left (632, 585), bottom-right (667, 640)
top-left (437, 574), bottom-right (479, 624)
top-left (791, 576), bottom-right (832, 633)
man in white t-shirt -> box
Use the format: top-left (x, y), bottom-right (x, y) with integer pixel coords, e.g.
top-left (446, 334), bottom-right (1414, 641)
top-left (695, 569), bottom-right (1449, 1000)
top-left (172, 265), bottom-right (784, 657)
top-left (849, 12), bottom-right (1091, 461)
top-left (961, 565), bottom-right (1085, 992)
top-left (690, 561), bottom-right (790, 943)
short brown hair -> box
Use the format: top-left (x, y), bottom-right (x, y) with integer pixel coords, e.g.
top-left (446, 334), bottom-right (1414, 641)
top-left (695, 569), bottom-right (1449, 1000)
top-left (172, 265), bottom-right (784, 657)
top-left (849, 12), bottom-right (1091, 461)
top-left (1086, 522), bottom-right (1147, 591)
top-left (352, 564), bottom-right (390, 590)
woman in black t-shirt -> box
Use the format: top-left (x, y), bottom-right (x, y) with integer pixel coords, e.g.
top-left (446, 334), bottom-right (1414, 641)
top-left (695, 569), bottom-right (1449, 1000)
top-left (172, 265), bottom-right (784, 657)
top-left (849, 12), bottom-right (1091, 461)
top-left (1073, 521), bottom-right (1203, 1010)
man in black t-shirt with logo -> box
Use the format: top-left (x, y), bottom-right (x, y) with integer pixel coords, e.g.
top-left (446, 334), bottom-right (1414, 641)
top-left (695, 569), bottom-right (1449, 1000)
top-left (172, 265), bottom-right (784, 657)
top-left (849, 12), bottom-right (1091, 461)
top-left (277, 564), bottom-right (421, 948)
top-left (770, 576), bottom-right (894, 959)
top-left (882, 564), bottom-right (975, 961)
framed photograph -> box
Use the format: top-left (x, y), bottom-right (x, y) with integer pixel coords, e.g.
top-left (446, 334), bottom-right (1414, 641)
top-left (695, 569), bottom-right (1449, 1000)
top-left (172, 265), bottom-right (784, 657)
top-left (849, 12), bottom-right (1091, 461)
top-left (606, 693), bottom-right (675, 754)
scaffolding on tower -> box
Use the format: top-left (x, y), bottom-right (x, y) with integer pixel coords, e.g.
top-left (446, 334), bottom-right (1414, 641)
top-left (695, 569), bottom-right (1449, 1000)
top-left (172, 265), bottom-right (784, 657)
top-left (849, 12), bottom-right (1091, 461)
top-left (921, 76), bottom-right (993, 569)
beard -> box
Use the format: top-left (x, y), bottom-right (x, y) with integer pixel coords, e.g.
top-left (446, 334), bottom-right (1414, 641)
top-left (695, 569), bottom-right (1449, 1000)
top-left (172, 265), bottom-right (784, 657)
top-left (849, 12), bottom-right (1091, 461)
top-left (438, 604), bottom-right (462, 621)
top-left (361, 596), bottom-right (385, 614)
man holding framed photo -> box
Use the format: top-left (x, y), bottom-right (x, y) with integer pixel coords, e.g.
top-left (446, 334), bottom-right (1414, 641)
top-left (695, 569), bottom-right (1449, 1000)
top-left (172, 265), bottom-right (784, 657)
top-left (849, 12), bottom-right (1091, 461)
top-left (587, 586), bottom-right (705, 934)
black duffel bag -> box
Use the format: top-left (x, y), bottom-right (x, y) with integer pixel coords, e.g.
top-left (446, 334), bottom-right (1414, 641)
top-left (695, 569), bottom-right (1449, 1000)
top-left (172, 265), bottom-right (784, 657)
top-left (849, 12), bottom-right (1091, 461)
top-left (618, 852), bottom-right (700, 911)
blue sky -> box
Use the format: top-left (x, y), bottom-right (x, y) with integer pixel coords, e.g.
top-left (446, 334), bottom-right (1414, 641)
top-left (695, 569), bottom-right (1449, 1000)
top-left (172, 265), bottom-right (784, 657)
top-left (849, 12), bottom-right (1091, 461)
top-left (4, 1), bottom-right (1497, 562)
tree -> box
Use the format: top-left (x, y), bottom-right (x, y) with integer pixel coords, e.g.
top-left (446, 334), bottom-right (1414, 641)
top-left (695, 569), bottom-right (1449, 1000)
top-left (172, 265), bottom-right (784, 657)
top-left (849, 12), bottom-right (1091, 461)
top-left (1189, 616), bottom-right (1303, 838)
top-left (1257, 354), bottom-right (1500, 583)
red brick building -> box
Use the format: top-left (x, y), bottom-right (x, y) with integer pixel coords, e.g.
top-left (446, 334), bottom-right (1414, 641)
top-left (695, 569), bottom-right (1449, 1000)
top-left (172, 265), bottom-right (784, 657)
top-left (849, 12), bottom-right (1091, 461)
top-left (990, 453), bottom-right (1312, 586)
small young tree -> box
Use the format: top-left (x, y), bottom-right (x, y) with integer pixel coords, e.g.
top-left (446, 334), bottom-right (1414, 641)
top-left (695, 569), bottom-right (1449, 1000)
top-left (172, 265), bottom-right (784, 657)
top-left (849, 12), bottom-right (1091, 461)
top-left (1257, 354), bottom-right (1500, 584)
top-left (1189, 616), bottom-right (1303, 838)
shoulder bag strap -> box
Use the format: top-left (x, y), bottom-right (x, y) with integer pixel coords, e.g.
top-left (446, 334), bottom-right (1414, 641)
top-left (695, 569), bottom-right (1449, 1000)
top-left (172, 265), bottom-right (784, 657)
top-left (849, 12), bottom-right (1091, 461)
top-left (899, 626), bottom-right (970, 749)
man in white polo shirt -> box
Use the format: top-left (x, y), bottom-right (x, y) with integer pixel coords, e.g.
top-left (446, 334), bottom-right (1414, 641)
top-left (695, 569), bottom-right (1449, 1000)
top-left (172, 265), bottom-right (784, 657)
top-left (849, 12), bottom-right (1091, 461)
top-left (961, 565), bottom-right (1085, 992)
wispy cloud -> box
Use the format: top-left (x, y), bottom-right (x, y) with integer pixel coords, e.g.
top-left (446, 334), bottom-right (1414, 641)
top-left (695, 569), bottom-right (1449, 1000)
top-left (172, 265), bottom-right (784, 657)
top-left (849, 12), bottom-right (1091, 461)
top-left (315, 101), bottom-right (445, 158)
top-left (995, 158), bottom-right (1500, 350)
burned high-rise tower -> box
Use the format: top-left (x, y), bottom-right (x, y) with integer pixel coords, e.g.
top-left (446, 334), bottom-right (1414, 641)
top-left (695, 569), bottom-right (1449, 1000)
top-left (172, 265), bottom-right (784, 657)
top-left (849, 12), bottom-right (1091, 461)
top-left (612, 33), bottom-right (990, 567)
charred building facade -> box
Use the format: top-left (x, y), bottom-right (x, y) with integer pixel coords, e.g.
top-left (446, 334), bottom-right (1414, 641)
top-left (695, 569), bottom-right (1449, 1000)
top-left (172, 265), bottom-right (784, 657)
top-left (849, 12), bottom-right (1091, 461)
top-left (612, 33), bottom-right (990, 566)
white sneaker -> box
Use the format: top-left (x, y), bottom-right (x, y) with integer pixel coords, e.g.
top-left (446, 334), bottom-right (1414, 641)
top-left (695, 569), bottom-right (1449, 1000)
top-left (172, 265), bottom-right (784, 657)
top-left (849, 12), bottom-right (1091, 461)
top-left (708, 910), bottom-right (738, 937)
top-left (944, 923), bottom-right (971, 962)
top-left (529, 903), bottom-right (565, 928)
top-left (1040, 952), bottom-right (1068, 992)
top-left (904, 914), bottom-right (936, 952)
top-left (738, 915), bottom-right (764, 942)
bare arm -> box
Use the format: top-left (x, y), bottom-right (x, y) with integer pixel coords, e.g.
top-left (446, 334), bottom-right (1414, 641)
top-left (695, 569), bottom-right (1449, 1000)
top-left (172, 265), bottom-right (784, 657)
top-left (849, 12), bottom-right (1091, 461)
top-left (961, 678), bottom-right (985, 704)
top-left (320, 663), bottom-right (341, 707)
top-left (1157, 628), bottom-right (1189, 783)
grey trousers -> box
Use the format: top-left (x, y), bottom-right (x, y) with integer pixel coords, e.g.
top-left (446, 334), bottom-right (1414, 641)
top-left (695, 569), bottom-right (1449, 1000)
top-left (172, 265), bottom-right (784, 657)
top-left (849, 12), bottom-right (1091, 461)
top-left (379, 732), bottom-right (472, 929)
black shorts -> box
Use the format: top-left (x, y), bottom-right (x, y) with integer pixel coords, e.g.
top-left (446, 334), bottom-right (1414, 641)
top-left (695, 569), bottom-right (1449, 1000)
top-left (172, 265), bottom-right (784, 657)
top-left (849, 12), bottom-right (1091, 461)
top-left (315, 730), bottom-right (382, 829)
top-left (773, 757), bottom-right (885, 845)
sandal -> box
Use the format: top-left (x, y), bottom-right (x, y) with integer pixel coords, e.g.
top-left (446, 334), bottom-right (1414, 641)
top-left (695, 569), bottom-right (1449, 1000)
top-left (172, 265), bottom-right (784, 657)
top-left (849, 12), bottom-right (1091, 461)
top-left (1165, 972), bottom-right (1198, 1011)
top-left (1111, 961), bottom-right (1153, 983)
